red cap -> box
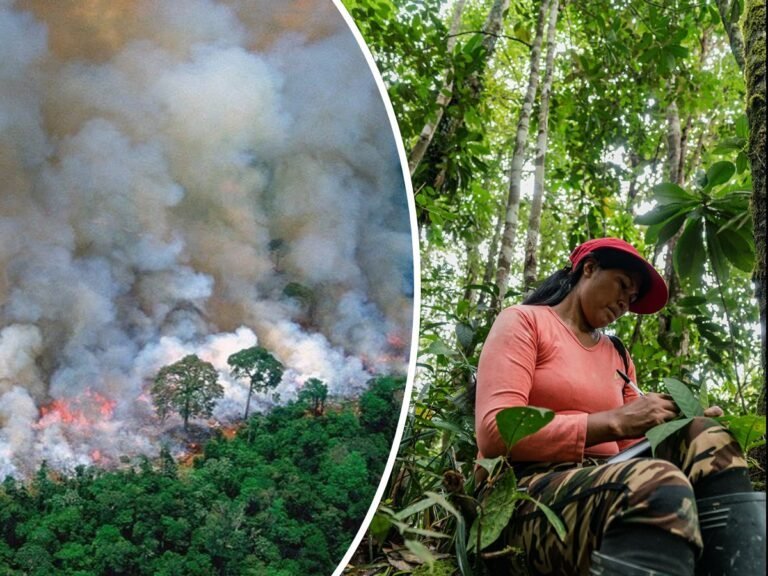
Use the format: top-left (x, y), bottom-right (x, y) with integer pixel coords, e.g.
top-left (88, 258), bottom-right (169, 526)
top-left (569, 237), bottom-right (668, 314)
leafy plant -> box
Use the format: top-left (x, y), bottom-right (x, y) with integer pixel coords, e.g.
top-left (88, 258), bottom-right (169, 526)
top-left (645, 377), bottom-right (766, 454)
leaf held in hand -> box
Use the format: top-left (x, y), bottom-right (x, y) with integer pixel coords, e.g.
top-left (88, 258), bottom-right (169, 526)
top-left (646, 417), bottom-right (694, 454)
top-left (662, 378), bottom-right (704, 418)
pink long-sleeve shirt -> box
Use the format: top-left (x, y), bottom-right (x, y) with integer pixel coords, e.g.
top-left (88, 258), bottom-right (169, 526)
top-left (475, 305), bottom-right (642, 462)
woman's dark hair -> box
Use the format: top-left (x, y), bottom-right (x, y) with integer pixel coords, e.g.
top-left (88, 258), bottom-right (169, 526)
top-left (523, 248), bottom-right (650, 307)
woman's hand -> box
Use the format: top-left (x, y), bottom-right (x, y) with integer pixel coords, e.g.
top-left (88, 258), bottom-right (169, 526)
top-left (587, 393), bottom-right (679, 446)
top-left (612, 393), bottom-right (680, 437)
top-left (703, 405), bottom-right (724, 417)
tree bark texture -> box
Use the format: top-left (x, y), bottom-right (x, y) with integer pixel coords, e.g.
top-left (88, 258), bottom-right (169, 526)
top-left (658, 101), bottom-right (689, 357)
top-left (523, 0), bottom-right (559, 291)
top-left (716, 0), bottom-right (747, 71)
top-left (495, 0), bottom-right (550, 308)
top-left (742, 0), bottom-right (765, 482)
top-left (408, 0), bottom-right (466, 176)
top-left (743, 0), bottom-right (766, 414)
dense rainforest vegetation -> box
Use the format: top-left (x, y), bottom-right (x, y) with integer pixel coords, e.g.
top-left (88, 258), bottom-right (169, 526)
top-left (0, 375), bottom-right (404, 576)
top-left (341, 0), bottom-right (765, 574)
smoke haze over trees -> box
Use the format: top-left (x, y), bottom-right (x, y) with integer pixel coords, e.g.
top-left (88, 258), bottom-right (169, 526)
top-left (0, 0), bottom-right (414, 478)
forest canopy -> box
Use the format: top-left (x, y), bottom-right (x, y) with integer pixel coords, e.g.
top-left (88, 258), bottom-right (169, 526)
top-left (342, 0), bottom-right (765, 573)
top-left (0, 376), bottom-right (405, 576)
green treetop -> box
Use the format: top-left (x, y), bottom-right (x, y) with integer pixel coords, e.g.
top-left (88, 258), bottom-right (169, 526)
top-left (298, 378), bottom-right (328, 416)
top-left (152, 354), bottom-right (223, 430)
top-left (227, 346), bottom-right (284, 419)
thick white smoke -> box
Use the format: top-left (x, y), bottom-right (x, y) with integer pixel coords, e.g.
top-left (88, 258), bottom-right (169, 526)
top-left (0, 0), bottom-right (413, 478)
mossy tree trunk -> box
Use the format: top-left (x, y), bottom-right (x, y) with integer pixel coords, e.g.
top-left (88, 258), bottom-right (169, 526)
top-left (742, 0), bottom-right (766, 478)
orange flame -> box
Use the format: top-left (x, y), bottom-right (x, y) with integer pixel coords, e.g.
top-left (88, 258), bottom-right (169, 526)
top-left (36, 389), bottom-right (116, 428)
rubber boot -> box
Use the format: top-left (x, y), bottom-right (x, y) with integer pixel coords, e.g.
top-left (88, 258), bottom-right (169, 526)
top-left (695, 491), bottom-right (766, 576)
top-left (589, 551), bottom-right (673, 575)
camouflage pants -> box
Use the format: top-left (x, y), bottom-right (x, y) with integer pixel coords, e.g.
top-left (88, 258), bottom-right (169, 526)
top-left (506, 417), bottom-right (748, 576)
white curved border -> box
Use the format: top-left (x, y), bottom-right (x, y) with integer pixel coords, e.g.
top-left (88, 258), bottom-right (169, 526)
top-left (329, 1), bottom-right (421, 574)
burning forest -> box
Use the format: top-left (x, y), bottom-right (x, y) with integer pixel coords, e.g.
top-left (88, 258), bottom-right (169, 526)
top-left (0, 0), bottom-right (414, 479)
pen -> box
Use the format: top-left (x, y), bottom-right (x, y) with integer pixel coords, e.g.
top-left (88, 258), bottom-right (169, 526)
top-left (616, 369), bottom-right (645, 396)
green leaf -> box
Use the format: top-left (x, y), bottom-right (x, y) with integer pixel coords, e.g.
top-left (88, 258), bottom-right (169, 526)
top-left (712, 136), bottom-right (746, 154)
top-left (652, 182), bottom-right (696, 205)
top-left (736, 151), bottom-right (749, 174)
top-left (395, 497), bottom-right (438, 521)
top-left (674, 217), bottom-right (705, 281)
top-left (655, 212), bottom-right (688, 245)
top-left (698, 381), bottom-right (709, 411)
top-left (424, 492), bottom-right (470, 576)
top-left (424, 338), bottom-right (457, 358)
top-left (735, 114), bottom-right (749, 138)
top-left (666, 44), bottom-right (689, 58)
top-left (705, 219), bottom-right (730, 283)
top-left (635, 203), bottom-right (689, 226)
top-left (369, 512), bottom-right (393, 543)
top-left (704, 161), bottom-right (736, 190)
top-left (718, 227), bottom-right (755, 272)
top-left (677, 295), bottom-right (707, 307)
top-left (404, 539), bottom-right (436, 565)
top-left (522, 494), bottom-right (567, 541)
top-left (468, 471), bottom-right (519, 551)
top-left (646, 417), bottom-right (694, 454)
top-left (455, 322), bottom-right (474, 349)
top-left (495, 406), bottom-right (555, 448)
top-left (662, 378), bottom-right (704, 417)
top-left (716, 414), bottom-right (766, 453)
top-left (475, 456), bottom-right (505, 477)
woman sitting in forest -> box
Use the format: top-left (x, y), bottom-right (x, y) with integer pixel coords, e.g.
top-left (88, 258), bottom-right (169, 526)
top-left (475, 237), bottom-right (764, 576)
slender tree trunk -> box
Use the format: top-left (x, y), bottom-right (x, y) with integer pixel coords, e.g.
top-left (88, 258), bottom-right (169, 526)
top-left (658, 101), bottom-right (687, 355)
top-left (424, 0), bottom-right (511, 195)
top-left (244, 381), bottom-right (254, 419)
top-left (495, 0), bottom-right (551, 309)
top-left (408, 0), bottom-right (466, 176)
top-left (716, 0), bottom-right (746, 71)
top-left (743, 0), bottom-right (765, 441)
top-left (523, 0), bottom-right (559, 291)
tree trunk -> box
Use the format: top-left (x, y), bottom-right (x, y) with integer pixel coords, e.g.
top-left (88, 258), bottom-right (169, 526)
top-left (658, 101), bottom-right (690, 357)
top-left (523, 0), bottom-right (559, 291)
top-left (408, 0), bottom-right (466, 176)
top-left (716, 0), bottom-right (746, 71)
top-left (742, 0), bottom-right (766, 478)
top-left (244, 381), bottom-right (254, 419)
top-left (495, 0), bottom-right (551, 309)
top-left (422, 0), bottom-right (511, 196)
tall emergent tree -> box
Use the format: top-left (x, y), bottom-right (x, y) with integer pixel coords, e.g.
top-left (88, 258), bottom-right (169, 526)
top-left (152, 354), bottom-right (223, 430)
top-left (227, 346), bottom-right (284, 419)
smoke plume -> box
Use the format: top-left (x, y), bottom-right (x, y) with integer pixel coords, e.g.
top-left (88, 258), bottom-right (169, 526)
top-left (0, 0), bottom-right (413, 478)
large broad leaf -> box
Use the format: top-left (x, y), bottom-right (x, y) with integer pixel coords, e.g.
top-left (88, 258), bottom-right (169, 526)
top-left (717, 226), bottom-right (755, 272)
top-left (646, 417), bottom-right (694, 454)
top-left (496, 406), bottom-right (555, 448)
top-left (705, 220), bottom-right (730, 283)
top-left (716, 414), bottom-right (766, 453)
top-left (655, 212), bottom-right (688, 245)
top-left (468, 471), bottom-right (519, 551)
top-left (703, 161), bottom-right (736, 190)
top-left (674, 217), bottom-right (706, 281)
top-left (652, 182), bottom-right (696, 205)
top-left (635, 203), bottom-right (689, 226)
top-left (663, 378), bottom-right (704, 418)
